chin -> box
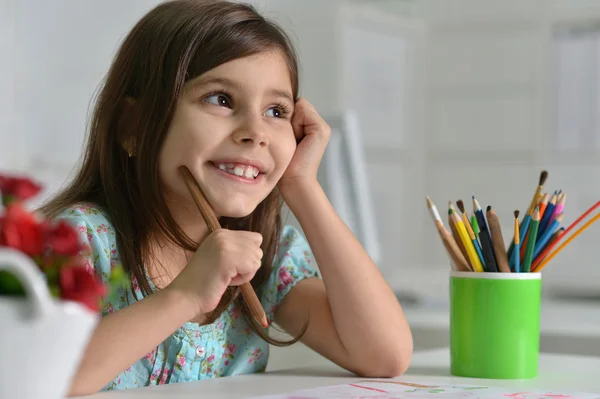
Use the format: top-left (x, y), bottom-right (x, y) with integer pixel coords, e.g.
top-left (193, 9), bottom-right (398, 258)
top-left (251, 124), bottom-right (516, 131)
top-left (212, 202), bottom-right (257, 219)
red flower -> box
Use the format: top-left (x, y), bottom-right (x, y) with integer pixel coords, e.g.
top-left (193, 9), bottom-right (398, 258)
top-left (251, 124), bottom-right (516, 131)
top-left (0, 204), bottom-right (47, 256)
top-left (0, 175), bottom-right (42, 204)
top-left (47, 221), bottom-right (82, 256)
top-left (58, 265), bottom-right (106, 312)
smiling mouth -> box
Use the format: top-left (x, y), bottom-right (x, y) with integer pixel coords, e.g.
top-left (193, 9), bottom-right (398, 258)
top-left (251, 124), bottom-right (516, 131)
top-left (212, 162), bottom-right (262, 180)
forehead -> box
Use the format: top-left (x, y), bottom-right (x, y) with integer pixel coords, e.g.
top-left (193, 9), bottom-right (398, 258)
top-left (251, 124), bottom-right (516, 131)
top-left (186, 51), bottom-right (293, 96)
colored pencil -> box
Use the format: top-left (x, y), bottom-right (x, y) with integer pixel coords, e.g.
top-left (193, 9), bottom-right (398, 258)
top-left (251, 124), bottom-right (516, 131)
top-left (538, 192), bottom-right (558, 238)
top-left (449, 209), bottom-right (472, 270)
top-left (537, 193), bottom-right (549, 222)
top-left (457, 200), bottom-right (485, 267)
top-left (532, 199), bottom-right (600, 271)
top-left (508, 171), bottom-right (548, 260)
top-left (450, 208), bottom-right (484, 272)
top-left (475, 204), bottom-right (498, 272)
top-left (522, 207), bottom-right (541, 272)
top-left (471, 214), bottom-right (480, 236)
top-left (486, 206), bottom-right (511, 273)
top-left (533, 214), bottom-right (563, 260)
top-left (533, 212), bottom-right (600, 272)
top-left (513, 210), bottom-right (521, 273)
top-left (426, 196), bottom-right (470, 272)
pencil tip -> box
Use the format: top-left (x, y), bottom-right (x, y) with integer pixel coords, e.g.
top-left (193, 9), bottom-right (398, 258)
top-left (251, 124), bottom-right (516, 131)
top-left (456, 199), bottom-right (465, 213)
top-left (539, 170), bottom-right (548, 186)
top-left (486, 205), bottom-right (492, 212)
top-left (514, 210), bottom-right (520, 218)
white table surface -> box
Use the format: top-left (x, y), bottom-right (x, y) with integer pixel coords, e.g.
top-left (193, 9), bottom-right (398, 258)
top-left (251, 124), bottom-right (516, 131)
top-left (81, 347), bottom-right (600, 398)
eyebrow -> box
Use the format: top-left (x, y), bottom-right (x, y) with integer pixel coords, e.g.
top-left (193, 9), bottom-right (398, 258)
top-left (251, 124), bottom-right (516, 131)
top-left (191, 77), bottom-right (294, 104)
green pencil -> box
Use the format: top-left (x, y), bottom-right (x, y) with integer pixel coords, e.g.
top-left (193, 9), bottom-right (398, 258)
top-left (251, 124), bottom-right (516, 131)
top-left (470, 214), bottom-right (480, 236)
top-left (522, 207), bottom-right (541, 272)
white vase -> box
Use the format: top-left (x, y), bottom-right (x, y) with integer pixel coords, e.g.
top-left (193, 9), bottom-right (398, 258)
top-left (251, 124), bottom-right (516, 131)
top-left (0, 248), bottom-right (99, 399)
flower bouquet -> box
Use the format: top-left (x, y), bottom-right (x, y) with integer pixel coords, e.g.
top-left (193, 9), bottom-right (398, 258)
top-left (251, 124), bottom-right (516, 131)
top-left (0, 173), bottom-right (127, 399)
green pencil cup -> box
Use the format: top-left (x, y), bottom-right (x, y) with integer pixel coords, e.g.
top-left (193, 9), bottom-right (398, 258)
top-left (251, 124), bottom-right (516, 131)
top-left (450, 271), bottom-right (541, 379)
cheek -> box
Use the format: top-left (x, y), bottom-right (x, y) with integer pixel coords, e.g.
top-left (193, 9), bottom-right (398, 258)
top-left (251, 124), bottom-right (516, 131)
top-left (273, 132), bottom-right (297, 172)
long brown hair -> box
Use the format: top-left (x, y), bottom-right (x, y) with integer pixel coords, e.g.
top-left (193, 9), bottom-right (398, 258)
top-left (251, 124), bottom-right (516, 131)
top-left (40, 0), bottom-right (303, 345)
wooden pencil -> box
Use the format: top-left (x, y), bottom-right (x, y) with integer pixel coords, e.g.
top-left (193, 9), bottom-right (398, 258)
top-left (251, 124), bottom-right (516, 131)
top-left (448, 207), bottom-right (472, 271)
top-left (426, 197), bottom-right (470, 272)
top-left (179, 165), bottom-right (268, 328)
top-left (486, 206), bottom-right (511, 273)
top-left (526, 170), bottom-right (548, 218)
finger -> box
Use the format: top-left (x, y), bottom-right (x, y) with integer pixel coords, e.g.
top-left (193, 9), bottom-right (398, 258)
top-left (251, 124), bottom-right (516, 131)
top-left (292, 98), bottom-right (328, 140)
top-left (291, 99), bottom-right (308, 142)
top-left (230, 271), bottom-right (256, 286)
top-left (233, 230), bottom-right (263, 246)
top-left (231, 259), bottom-right (261, 283)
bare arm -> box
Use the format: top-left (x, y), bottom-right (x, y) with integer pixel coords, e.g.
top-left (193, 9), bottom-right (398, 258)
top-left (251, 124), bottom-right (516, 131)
top-left (276, 180), bottom-right (413, 377)
top-left (68, 287), bottom-right (194, 396)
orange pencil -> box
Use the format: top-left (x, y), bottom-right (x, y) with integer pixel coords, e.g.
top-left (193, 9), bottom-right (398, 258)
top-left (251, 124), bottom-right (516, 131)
top-left (537, 193), bottom-right (549, 221)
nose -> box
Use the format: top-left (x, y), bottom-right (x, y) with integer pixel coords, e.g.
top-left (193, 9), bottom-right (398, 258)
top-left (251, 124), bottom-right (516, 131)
top-left (232, 115), bottom-right (269, 148)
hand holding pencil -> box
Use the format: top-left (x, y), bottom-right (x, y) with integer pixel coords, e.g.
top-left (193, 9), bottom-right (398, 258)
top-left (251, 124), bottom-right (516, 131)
top-left (178, 165), bottom-right (268, 327)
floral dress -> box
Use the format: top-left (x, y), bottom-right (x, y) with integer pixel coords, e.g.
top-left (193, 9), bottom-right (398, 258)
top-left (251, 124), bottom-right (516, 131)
top-left (55, 203), bottom-right (319, 391)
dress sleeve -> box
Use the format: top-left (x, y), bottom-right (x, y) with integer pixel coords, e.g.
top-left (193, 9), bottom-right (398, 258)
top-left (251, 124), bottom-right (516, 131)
top-left (260, 225), bottom-right (320, 321)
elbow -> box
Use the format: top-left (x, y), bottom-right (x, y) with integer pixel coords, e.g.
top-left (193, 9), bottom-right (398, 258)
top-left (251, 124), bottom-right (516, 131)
top-left (352, 341), bottom-right (413, 378)
top-left (67, 377), bottom-right (102, 398)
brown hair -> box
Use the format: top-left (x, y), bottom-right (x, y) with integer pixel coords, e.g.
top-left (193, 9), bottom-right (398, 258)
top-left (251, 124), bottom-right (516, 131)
top-left (40, 0), bottom-right (303, 345)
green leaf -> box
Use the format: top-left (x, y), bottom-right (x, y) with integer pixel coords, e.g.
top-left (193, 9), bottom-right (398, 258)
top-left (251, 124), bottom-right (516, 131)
top-left (0, 270), bottom-right (26, 296)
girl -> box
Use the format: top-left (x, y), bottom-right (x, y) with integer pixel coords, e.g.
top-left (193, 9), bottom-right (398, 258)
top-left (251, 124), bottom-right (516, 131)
top-left (42, 0), bottom-right (412, 395)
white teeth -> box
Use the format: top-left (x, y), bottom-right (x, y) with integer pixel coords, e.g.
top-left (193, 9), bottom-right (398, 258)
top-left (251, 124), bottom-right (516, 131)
top-left (215, 163), bottom-right (260, 179)
top-left (233, 166), bottom-right (244, 176)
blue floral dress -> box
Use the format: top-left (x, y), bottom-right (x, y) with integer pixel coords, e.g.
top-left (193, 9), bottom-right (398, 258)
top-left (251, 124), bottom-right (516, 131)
top-left (55, 203), bottom-right (319, 391)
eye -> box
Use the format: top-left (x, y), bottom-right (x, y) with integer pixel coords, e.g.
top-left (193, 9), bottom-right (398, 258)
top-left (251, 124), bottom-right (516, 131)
top-left (264, 104), bottom-right (291, 119)
top-left (204, 93), bottom-right (231, 108)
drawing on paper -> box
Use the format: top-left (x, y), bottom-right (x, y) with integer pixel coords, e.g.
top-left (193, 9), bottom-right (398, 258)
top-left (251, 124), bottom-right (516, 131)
top-left (246, 381), bottom-right (600, 399)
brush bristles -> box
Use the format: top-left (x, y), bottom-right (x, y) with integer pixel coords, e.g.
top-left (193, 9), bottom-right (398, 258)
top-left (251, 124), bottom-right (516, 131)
top-left (514, 210), bottom-right (520, 219)
top-left (539, 170), bottom-right (548, 186)
top-left (456, 200), bottom-right (465, 213)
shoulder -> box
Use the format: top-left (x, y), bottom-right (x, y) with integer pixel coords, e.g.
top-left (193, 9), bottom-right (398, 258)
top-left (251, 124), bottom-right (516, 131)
top-left (53, 202), bottom-right (117, 276)
top-left (53, 203), bottom-right (115, 243)
top-left (260, 225), bottom-right (320, 320)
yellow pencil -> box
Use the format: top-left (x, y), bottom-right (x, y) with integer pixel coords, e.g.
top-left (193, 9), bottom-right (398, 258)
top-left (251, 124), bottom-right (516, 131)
top-left (450, 208), bottom-right (485, 272)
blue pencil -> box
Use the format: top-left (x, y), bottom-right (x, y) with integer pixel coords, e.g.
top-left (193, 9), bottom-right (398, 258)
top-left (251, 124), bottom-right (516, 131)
top-left (538, 191), bottom-right (558, 238)
top-left (510, 214), bottom-right (531, 268)
top-left (513, 210), bottom-right (521, 273)
top-left (533, 215), bottom-right (562, 260)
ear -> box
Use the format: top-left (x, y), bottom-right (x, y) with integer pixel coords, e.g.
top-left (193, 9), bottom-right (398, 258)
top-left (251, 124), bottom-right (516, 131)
top-left (116, 97), bottom-right (139, 157)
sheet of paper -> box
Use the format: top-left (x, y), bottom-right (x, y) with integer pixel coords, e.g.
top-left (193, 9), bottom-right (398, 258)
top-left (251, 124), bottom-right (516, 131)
top-left (247, 380), bottom-right (600, 399)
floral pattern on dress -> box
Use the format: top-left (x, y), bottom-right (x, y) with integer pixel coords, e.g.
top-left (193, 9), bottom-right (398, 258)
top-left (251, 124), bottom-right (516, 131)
top-left (54, 203), bottom-right (319, 391)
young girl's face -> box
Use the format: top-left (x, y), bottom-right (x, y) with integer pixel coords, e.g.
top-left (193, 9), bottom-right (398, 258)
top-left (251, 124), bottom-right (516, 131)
top-left (159, 50), bottom-right (297, 218)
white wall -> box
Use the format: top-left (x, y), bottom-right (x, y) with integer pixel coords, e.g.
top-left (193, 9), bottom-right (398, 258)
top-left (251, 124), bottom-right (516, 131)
top-left (3, 0), bottom-right (600, 301)
top-left (416, 0), bottom-right (600, 298)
